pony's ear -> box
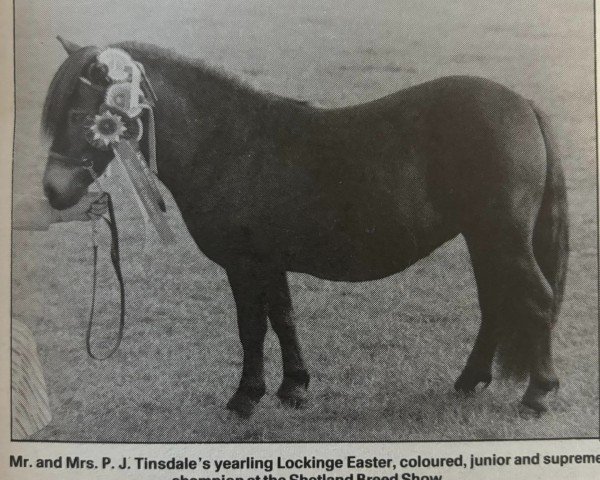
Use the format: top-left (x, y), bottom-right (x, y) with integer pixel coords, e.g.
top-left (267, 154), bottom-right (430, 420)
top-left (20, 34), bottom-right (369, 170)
top-left (56, 35), bottom-right (81, 55)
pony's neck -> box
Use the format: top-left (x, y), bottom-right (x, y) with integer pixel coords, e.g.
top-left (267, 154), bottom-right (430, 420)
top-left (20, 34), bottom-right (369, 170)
top-left (124, 43), bottom-right (272, 204)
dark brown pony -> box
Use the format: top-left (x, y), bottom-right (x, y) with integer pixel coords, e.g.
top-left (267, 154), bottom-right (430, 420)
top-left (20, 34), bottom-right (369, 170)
top-left (41, 38), bottom-right (568, 417)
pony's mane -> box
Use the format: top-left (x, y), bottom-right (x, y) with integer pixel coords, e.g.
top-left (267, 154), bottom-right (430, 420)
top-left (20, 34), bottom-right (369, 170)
top-left (41, 45), bottom-right (100, 136)
top-left (41, 41), bottom-right (310, 137)
top-left (117, 42), bottom-right (253, 93)
top-left (115, 41), bottom-right (310, 108)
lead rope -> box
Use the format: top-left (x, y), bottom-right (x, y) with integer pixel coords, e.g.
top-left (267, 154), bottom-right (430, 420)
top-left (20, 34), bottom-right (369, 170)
top-left (84, 163), bottom-right (126, 360)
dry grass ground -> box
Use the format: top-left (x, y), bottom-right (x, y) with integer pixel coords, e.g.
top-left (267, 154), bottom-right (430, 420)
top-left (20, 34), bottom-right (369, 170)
top-left (11, 0), bottom-right (598, 441)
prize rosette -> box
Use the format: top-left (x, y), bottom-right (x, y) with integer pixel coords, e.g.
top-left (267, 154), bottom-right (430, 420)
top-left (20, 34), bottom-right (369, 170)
top-left (105, 82), bottom-right (143, 118)
top-left (84, 109), bottom-right (142, 150)
top-left (84, 110), bottom-right (126, 150)
top-left (97, 48), bottom-right (137, 82)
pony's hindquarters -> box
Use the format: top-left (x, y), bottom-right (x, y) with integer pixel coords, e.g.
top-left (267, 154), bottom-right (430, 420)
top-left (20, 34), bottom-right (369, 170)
top-left (519, 105), bottom-right (569, 411)
top-left (490, 104), bottom-right (569, 411)
top-left (441, 87), bottom-right (569, 412)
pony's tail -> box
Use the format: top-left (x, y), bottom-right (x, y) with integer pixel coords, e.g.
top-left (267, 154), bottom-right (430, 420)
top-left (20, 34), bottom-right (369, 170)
top-left (531, 104), bottom-right (569, 319)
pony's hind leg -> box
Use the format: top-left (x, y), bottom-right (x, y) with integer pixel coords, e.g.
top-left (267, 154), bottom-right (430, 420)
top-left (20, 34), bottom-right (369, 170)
top-left (266, 271), bottom-right (310, 408)
top-left (521, 326), bottom-right (559, 413)
top-left (504, 248), bottom-right (559, 412)
top-left (455, 237), bottom-right (503, 392)
top-left (225, 264), bottom-right (269, 418)
top-left (463, 228), bottom-right (558, 413)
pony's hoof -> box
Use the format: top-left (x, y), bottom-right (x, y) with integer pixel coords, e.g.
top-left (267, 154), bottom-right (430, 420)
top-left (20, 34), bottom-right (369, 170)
top-left (226, 392), bottom-right (259, 418)
top-left (520, 378), bottom-right (558, 414)
top-left (277, 391), bottom-right (308, 409)
top-left (279, 396), bottom-right (307, 409)
top-left (520, 396), bottom-right (548, 414)
top-left (277, 382), bottom-right (308, 409)
top-left (454, 369), bottom-right (492, 393)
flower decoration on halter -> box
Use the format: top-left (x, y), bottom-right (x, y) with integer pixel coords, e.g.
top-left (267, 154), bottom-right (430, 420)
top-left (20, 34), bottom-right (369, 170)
top-left (86, 110), bottom-right (127, 149)
top-left (105, 83), bottom-right (143, 118)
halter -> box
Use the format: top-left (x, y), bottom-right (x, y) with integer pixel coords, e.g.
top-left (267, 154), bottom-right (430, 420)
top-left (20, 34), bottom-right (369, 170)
top-left (49, 48), bottom-right (172, 359)
top-left (48, 150), bottom-right (92, 167)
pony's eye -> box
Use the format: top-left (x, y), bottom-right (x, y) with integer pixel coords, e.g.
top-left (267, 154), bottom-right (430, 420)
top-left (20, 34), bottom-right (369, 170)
top-left (87, 62), bottom-right (110, 86)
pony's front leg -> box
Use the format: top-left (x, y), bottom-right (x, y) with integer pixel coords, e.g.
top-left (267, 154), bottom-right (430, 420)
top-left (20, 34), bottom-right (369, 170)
top-left (266, 271), bottom-right (310, 408)
top-left (225, 265), bottom-right (269, 418)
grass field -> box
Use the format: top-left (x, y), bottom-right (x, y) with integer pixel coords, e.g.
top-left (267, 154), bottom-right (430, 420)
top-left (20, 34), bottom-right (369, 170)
top-left (12, 0), bottom-right (598, 441)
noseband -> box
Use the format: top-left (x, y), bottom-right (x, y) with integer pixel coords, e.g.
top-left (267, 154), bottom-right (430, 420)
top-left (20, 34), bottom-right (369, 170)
top-left (48, 151), bottom-right (96, 175)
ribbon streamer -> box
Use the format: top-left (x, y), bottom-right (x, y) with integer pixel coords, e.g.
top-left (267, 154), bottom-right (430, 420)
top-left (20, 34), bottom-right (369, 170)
top-left (112, 140), bottom-right (175, 244)
top-left (142, 103), bottom-right (158, 174)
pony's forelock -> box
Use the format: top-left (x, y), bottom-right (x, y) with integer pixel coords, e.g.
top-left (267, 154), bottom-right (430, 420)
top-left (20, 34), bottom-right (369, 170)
top-left (41, 45), bottom-right (101, 137)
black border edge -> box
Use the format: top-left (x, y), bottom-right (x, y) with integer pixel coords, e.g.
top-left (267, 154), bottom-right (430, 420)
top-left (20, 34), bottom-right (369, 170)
top-left (10, 0), bottom-right (16, 443)
top-left (594, 0), bottom-right (600, 444)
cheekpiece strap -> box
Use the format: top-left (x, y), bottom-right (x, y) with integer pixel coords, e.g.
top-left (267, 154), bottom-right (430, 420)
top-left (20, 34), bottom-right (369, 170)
top-left (78, 77), bottom-right (106, 106)
top-left (79, 76), bottom-right (105, 92)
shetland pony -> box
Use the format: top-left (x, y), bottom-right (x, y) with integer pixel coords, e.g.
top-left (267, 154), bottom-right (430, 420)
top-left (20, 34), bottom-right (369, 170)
top-left (41, 38), bottom-right (568, 417)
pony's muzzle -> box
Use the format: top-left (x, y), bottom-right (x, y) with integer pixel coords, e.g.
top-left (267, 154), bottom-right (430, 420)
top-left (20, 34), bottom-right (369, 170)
top-left (44, 183), bottom-right (74, 210)
top-left (43, 162), bottom-right (89, 210)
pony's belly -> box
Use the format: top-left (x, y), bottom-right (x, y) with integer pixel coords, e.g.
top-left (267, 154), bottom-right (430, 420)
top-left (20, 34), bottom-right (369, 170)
top-left (283, 220), bottom-right (454, 282)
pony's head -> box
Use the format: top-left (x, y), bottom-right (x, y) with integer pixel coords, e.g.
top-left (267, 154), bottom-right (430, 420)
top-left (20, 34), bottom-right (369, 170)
top-left (42, 37), bottom-right (123, 209)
